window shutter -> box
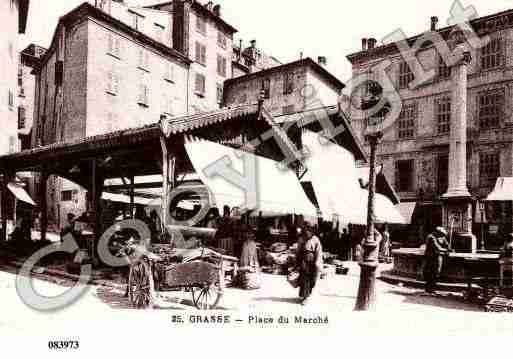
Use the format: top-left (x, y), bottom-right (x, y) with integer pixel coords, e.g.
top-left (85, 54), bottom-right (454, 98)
top-left (55, 61), bottom-right (64, 86)
top-left (113, 73), bottom-right (119, 94)
top-left (138, 49), bottom-right (143, 68)
top-left (108, 34), bottom-right (114, 54)
top-left (115, 37), bottom-right (121, 57)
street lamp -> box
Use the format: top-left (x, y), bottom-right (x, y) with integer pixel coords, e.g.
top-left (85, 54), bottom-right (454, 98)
top-left (479, 200), bottom-right (486, 251)
top-left (354, 131), bottom-right (383, 311)
top-left (354, 81), bottom-right (387, 311)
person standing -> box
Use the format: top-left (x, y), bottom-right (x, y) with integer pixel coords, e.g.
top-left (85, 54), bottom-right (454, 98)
top-left (296, 225), bottom-right (323, 306)
top-left (380, 224), bottom-right (391, 262)
top-left (237, 229), bottom-right (260, 290)
top-left (423, 227), bottom-right (450, 294)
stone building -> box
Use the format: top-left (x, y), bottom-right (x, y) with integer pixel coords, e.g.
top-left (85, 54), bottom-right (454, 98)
top-left (223, 57), bottom-right (344, 117)
top-left (0, 0), bottom-right (29, 156)
top-left (144, 0), bottom-right (237, 112)
top-left (347, 10), bottom-right (513, 248)
top-left (18, 44), bottom-right (46, 151)
top-left (30, 2), bottom-right (191, 226)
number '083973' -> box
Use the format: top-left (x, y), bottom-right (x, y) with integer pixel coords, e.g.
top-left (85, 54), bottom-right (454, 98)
top-left (48, 341), bottom-right (79, 350)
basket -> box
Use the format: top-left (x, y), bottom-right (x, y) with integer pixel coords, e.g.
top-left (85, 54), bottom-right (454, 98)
top-left (287, 271), bottom-right (300, 288)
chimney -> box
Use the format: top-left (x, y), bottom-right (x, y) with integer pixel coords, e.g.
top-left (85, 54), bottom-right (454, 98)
top-left (213, 4), bottom-right (221, 16)
top-left (367, 38), bottom-right (377, 50)
top-left (205, 1), bottom-right (214, 11)
top-left (172, 0), bottom-right (191, 57)
top-left (318, 56), bottom-right (327, 66)
top-left (431, 16), bottom-right (439, 31)
top-left (361, 38), bottom-right (368, 51)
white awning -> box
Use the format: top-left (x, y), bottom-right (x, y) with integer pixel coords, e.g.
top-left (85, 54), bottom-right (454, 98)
top-left (302, 131), bottom-right (405, 224)
top-left (7, 182), bottom-right (35, 206)
top-left (486, 177), bottom-right (513, 201)
top-left (397, 201), bottom-right (417, 224)
top-left (184, 137), bottom-right (318, 217)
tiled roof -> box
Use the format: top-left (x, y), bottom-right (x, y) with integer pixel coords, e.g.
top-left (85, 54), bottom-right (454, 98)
top-left (161, 103), bottom-right (260, 137)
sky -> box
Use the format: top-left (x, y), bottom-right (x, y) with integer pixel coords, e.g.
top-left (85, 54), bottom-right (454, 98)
top-left (20, 0), bottom-right (513, 83)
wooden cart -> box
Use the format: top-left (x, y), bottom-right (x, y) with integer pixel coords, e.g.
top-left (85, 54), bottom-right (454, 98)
top-left (127, 226), bottom-right (237, 310)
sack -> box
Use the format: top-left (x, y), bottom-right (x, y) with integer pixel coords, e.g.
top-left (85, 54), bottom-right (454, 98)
top-left (287, 271), bottom-right (300, 288)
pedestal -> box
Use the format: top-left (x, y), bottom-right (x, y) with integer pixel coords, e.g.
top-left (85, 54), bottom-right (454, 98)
top-left (500, 258), bottom-right (513, 298)
top-left (442, 196), bottom-right (477, 253)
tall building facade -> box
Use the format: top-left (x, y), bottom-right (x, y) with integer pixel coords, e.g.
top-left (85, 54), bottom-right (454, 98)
top-left (347, 10), bottom-right (513, 248)
top-left (0, 0), bottom-right (29, 155)
top-left (144, 0), bottom-right (237, 112)
top-left (18, 44), bottom-right (45, 151)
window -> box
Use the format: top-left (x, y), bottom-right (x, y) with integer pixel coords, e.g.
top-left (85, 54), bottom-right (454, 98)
top-left (106, 70), bottom-right (119, 95)
top-left (108, 34), bottom-right (121, 58)
top-left (283, 73), bottom-right (294, 95)
top-left (164, 63), bottom-right (174, 82)
top-left (480, 153), bottom-right (500, 187)
top-left (217, 31), bottom-right (227, 49)
top-left (398, 61), bottom-right (414, 89)
top-left (137, 83), bottom-right (149, 107)
top-left (261, 78), bottom-right (270, 99)
top-left (8, 136), bottom-right (16, 153)
top-left (196, 15), bottom-right (206, 35)
top-left (8, 90), bottom-right (14, 109)
top-left (162, 95), bottom-right (173, 116)
top-left (397, 103), bottom-right (416, 139)
top-left (106, 112), bottom-right (117, 132)
top-left (195, 42), bottom-right (207, 66)
top-left (283, 105), bottom-right (295, 115)
top-left (395, 160), bottom-right (415, 192)
top-left (154, 23), bottom-right (165, 43)
top-left (438, 55), bottom-right (451, 80)
top-left (195, 73), bottom-right (206, 96)
top-left (61, 190), bottom-right (73, 202)
top-left (481, 37), bottom-right (503, 71)
top-left (18, 106), bottom-right (26, 129)
top-left (436, 97), bottom-right (451, 134)
top-left (216, 83), bottom-right (223, 104)
top-left (130, 10), bottom-right (145, 31)
top-left (437, 155), bottom-right (449, 195)
top-left (137, 49), bottom-right (150, 71)
top-left (217, 55), bottom-right (227, 77)
top-left (479, 89), bottom-right (504, 129)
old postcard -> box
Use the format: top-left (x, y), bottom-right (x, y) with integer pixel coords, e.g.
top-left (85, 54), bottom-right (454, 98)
top-left (1, 0), bottom-right (513, 356)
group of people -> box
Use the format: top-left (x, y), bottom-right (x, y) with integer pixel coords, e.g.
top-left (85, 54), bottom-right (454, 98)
top-left (230, 221), bottom-right (324, 306)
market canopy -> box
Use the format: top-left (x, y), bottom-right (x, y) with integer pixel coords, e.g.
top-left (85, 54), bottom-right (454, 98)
top-left (486, 177), bottom-right (513, 201)
top-left (8, 182), bottom-right (36, 206)
top-left (302, 131), bottom-right (405, 225)
top-left (397, 201), bottom-right (417, 224)
top-left (184, 137), bottom-right (318, 217)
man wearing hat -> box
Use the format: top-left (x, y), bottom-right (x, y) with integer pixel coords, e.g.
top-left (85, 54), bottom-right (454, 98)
top-left (423, 226), bottom-right (451, 294)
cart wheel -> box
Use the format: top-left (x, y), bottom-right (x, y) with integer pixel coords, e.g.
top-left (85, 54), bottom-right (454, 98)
top-left (128, 260), bottom-right (155, 309)
top-left (192, 282), bottom-right (222, 310)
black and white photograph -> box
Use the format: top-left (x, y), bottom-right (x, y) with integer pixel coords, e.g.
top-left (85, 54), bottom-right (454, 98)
top-left (1, 0), bottom-right (513, 356)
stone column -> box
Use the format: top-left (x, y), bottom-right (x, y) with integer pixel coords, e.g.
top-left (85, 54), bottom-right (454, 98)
top-left (444, 51), bottom-right (471, 198)
top-left (442, 51), bottom-right (476, 253)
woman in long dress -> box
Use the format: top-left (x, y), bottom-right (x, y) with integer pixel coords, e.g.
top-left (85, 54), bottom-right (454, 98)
top-left (296, 225), bottom-right (323, 305)
top-left (237, 230), bottom-right (260, 290)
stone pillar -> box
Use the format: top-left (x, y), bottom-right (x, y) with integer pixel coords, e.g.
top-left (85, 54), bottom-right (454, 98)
top-left (445, 51), bottom-right (471, 199)
top-left (442, 51), bottom-right (476, 253)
